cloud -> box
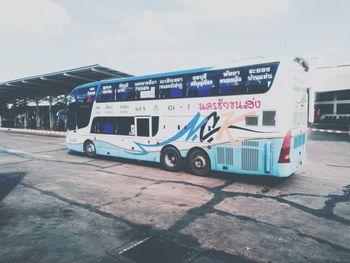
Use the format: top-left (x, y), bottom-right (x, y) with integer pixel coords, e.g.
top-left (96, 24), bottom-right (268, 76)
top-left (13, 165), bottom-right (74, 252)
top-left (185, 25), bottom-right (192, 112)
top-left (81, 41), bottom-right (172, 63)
top-left (176, 0), bottom-right (294, 22)
top-left (85, 0), bottom-right (294, 51)
top-left (303, 46), bottom-right (345, 68)
top-left (84, 32), bottom-right (126, 50)
top-left (83, 0), bottom-right (294, 74)
top-left (0, 0), bottom-right (70, 36)
top-left (108, 49), bottom-right (240, 75)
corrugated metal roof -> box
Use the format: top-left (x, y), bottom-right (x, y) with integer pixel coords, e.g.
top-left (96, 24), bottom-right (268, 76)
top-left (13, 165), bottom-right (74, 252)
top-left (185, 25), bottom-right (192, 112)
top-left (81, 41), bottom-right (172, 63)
top-left (0, 64), bottom-right (132, 101)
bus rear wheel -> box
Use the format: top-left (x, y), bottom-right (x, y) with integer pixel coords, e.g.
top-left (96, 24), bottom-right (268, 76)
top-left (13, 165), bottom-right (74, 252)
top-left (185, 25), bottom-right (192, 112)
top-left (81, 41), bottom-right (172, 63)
top-left (84, 140), bottom-right (96, 157)
top-left (160, 146), bottom-right (182, 172)
top-left (188, 149), bottom-right (211, 176)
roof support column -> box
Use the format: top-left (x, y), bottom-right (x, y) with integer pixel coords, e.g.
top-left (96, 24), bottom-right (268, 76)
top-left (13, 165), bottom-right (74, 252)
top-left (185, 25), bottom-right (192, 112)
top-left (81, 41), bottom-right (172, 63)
top-left (35, 98), bottom-right (40, 129)
top-left (64, 94), bottom-right (68, 130)
top-left (13, 100), bottom-right (17, 128)
top-left (49, 96), bottom-right (53, 131)
top-left (333, 93), bottom-right (337, 115)
top-left (23, 98), bottom-right (28, 129)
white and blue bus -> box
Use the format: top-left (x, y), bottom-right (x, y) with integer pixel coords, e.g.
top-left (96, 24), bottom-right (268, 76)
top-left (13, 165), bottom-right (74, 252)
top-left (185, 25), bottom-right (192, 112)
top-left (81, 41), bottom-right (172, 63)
top-left (66, 57), bottom-right (309, 177)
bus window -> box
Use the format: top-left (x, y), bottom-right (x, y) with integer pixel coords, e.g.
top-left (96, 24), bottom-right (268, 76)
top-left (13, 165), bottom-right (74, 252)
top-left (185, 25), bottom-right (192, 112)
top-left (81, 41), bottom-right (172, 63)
top-left (68, 86), bottom-right (96, 130)
top-left (159, 76), bottom-right (184, 99)
top-left (152, 116), bottom-right (159, 136)
top-left (262, 111), bottom-right (276, 126)
top-left (69, 86), bottom-right (96, 105)
top-left (218, 69), bottom-right (243, 95)
top-left (103, 121), bottom-right (114, 134)
top-left (76, 107), bottom-right (92, 128)
top-left (97, 85), bottom-right (114, 102)
top-left (159, 86), bottom-right (183, 98)
top-left (186, 72), bottom-right (217, 97)
top-left (91, 117), bottom-right (135, 135)
top-left (135, 79), bottom-right (157, 100)
top-left (115, 83), bottom-right (135, 101)
top-left (137, 118), bottom-right (150, 137)
top-left (245, 63), bottom-right (278, 94)
top-left (246, 116), bottom-right (258, 126)
top-left (91, 118), bottom-right (101, 133)
top-left (67, 112), bottom-right (77, 130)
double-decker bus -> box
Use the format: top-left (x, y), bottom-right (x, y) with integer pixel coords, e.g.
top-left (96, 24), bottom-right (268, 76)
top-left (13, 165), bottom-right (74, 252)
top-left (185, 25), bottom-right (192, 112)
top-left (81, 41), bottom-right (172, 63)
top-left (66, 57), bottom-right (309, 177)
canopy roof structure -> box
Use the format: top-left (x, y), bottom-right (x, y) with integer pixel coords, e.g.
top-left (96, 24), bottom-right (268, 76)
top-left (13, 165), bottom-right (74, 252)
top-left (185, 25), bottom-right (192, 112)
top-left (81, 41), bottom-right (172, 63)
top-left (0, 65), bottom-right (132, 102)
top-left (308, 64), bottom-right (350, 93)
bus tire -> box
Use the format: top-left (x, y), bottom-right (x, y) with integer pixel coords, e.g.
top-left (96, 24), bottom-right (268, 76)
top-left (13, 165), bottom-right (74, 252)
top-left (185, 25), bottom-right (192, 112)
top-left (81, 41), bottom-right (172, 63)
top-left (188, 148), bottom-right (211, 176)
top-left (160, 146), bottom-right (182, 172)
top-left (84, 140), bottom-right (96, 158)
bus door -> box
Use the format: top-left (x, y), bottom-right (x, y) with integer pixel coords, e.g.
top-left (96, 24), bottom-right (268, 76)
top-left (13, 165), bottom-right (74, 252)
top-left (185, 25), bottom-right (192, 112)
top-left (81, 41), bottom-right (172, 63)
top-left (135, 116), bottom-right (151, 138)
top-left (67, 111), bottom-right (77, 132)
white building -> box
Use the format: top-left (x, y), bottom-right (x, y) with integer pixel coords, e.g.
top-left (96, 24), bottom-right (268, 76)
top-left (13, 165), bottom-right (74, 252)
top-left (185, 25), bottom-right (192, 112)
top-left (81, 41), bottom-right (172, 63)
top-left (308, 64), bottom-right (350, 122)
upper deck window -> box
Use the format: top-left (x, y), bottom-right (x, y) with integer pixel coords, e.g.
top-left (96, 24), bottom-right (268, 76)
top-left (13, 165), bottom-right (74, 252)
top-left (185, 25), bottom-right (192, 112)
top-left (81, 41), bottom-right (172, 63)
top-left (92, 62), bottom-right (279, 102)
top-left (245, 65), bottom-right (276, 94)
top-left (218, 69), bottom-right (243, 95)
top-left (115, 82), bottom-right (135, 101)
top-left (186, 72), bottom-right (217, 97)
top-left (69, 86), bottom-right (96, 105)
top-left (97, 85), bottom-right (114, 102)
top-left (135, 79), bottom-right (157, 100)
top-left (159, 76), bottom-right (184, 99)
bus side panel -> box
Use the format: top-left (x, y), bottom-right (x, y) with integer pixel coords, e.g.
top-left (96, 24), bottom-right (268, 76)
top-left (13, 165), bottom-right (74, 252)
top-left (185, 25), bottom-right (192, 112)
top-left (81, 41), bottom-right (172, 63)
top-left (210, 137), bottom-right (301, 177)
top-left (66, 143), bottom-right (84, 153)
top-left (271, 134), bottom-right (307, 177)
top-left (91, 139), bottom-right (161, 163)
top-left (211, 139), bottom-right (277, 176)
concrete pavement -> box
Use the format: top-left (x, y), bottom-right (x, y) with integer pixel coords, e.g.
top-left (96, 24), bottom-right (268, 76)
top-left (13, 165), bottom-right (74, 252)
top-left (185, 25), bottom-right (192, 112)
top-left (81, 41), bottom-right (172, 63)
top-left (0, 131), bottom-right (349, 262)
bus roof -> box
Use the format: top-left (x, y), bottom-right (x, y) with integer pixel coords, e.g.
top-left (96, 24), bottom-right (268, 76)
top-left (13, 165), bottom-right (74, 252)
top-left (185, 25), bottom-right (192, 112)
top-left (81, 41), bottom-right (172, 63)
top-left (71, 56), bottom-right (299, 92)
top-left (72, 66), bottom-right (213, 90)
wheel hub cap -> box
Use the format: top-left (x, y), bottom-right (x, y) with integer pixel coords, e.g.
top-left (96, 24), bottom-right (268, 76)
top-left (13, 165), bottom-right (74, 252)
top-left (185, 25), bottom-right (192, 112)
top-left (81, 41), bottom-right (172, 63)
top-left (194, 156), bottom-right (206, 169)
top-left (165, 153), bottom-right (177, 167)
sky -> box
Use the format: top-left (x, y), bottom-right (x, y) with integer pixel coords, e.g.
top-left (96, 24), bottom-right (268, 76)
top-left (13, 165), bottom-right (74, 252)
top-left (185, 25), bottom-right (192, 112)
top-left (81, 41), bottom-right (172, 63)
top-left (0, 0), bottom-right (350, 82)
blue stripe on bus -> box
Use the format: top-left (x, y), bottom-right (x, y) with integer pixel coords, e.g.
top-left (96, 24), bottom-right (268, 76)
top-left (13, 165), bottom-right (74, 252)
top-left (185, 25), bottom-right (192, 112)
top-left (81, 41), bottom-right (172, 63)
top-left (293, 133), bottom-right (306, 148)
top-left (67, 135), bottom-right (303, 178)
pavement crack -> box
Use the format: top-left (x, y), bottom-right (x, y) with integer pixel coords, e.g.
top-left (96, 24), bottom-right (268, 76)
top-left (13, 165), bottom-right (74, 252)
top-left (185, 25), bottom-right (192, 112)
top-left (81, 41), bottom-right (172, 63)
top-left (168, 180), bottom-right (235, 232)
top-left (16, 180), bottom-right (150, 231)
top-left (326, 164), bottom-right (350, 169)
top-left (219, 190), bottom-right (350, 226)
top-left (318, 185), bottom-right (350, 223)
top-left (212, 208), bottom-right (350, 254)
top-left (96, 168), bottom-right (222, 193)
top-left (31, 148), bottom-right (65, 154)
top-left (121, 182), bottom-right (160, 202)
top-left (277, 192), bottom-right (328, 198)
top-left (100, 163), bottom-right (126, 169)
top-left (0, 160), bottom-right (34, 166)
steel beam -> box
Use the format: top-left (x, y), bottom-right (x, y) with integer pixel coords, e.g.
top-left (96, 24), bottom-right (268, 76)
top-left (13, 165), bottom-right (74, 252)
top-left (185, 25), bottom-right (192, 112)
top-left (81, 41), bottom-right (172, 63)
top-left (91, 67), bottom-right (122, 78)
top-left (63, 73), bottom-right (95, 82)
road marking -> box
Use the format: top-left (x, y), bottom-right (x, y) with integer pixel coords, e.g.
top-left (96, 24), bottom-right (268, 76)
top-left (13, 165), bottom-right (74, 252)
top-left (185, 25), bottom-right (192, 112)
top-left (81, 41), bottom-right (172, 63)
top-left (309, 128), bottom-right (349, 135)
top-left (0, 147), bottom-right (52, 159)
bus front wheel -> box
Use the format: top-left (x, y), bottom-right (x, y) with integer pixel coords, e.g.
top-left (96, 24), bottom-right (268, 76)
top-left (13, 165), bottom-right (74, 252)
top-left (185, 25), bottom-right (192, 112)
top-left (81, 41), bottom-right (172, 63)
top-left (160, 146), bottom-right (182, 172)
top-left (188, 149), bottom-right (211, 176)
top-left (84, 140), bottom-right (96, 157)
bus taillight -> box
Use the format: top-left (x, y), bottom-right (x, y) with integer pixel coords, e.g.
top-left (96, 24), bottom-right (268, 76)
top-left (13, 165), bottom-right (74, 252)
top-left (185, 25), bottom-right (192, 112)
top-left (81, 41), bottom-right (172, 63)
top-left (278, 130), bottom-right (291, 163)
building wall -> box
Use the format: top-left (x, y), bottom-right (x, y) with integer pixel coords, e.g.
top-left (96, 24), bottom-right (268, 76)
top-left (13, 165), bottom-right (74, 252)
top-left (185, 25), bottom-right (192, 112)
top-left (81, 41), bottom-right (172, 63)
top-left (309, 65), bottom-right (350, 123)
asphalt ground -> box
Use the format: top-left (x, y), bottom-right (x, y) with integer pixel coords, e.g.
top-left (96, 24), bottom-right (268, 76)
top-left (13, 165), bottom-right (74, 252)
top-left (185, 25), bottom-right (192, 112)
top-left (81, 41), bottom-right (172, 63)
top-left (0, 131), bottom-right (349, 263)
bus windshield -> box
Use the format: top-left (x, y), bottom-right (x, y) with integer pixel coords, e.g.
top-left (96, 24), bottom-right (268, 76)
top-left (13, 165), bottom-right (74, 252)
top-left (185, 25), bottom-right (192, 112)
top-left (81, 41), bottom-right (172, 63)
top-left (67, 86), bottom-right (97, 130)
